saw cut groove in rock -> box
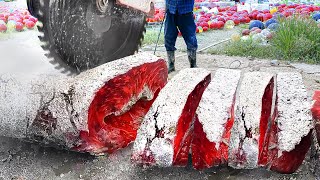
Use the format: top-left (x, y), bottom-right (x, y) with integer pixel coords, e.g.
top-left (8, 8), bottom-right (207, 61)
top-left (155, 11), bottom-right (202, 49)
top-left (0, 53), bottom-right (167, 154)
top-left (267, 73), bottom-right (313, 174)
top-left (228, 72), bottom-right (274, 169)
top-left (191, 69), bottom-right (241, 170)
top-left (132, 68), bottom-right (211, 167)
top-left (312, 91), bottom-right (320, 146)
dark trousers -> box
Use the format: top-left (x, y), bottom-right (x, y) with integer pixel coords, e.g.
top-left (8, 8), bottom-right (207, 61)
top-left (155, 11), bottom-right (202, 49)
top-left (164, 11), bottom-right (198, 52)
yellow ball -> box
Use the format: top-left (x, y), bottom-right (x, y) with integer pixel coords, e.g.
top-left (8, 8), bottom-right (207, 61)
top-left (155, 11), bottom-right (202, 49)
top-left (225, 20), bottom-right (235, 29)
top-left (6, 20), bottom-right (16, 32)
top-left (198, 26), bottom-right (203, 33)
top-left (231, 33), bottom-right (241, 42)
top-left (270, 7), bottom-right (278, 15)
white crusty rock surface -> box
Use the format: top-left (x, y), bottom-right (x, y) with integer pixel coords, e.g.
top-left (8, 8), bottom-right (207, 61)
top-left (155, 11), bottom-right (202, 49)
top-left (196, 68), bottom-right (241, 147)
top-left (276, 72), bottom-right (313, 153)
top-left (0, 52), bottom-right (164, 146)
top-left (229, 72), bottom-right (274, 169)
top-left (133, 68), bottom-right (211, 167)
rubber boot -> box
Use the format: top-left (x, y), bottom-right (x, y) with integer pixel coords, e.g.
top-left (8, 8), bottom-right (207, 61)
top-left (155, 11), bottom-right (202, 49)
top-left (167, 51), bottom-right (175, 73)
top-left (187, 50), bottom-right (198, 68)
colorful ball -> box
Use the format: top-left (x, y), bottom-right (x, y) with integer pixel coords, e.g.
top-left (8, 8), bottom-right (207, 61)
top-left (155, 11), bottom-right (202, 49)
top-left (249, 20), bottom-right (265, 30)
top-left (0, 24), bottom-right (7, 33)
top-left (6, 20), bottom-right (16, 31)
top-left (265, 19), bottom-right (278, 28)
top-left (198, 26), bottom-right (203, 33)
top-left (15, 22), bottom-right (24, 31)
top-left (252, 33), bottom-right (264, 43)
top-left (225, 20), bottom-right (235, 29)
top-left (25, 20), bottom-right (35, 29)
top-left (272, 13), bottom-right (285, 20)
top-left (231, 33), bottom-right (241, 42)
top-left (267, 23), bottom-right (280, 31)
top-left (312, 13), bottom-right (320, 21)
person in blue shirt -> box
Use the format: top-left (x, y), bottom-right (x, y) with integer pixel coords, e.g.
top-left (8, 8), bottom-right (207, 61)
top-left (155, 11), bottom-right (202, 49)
top-left (165, 0), bottom-right (198, 73)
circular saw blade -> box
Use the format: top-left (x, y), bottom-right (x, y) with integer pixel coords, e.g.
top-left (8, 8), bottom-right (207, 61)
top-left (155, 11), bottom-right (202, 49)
top-left (27, 0), bottom-right (146, 75)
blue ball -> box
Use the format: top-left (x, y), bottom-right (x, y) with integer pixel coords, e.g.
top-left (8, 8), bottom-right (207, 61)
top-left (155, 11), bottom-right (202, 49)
top-left (249, 20), bottom-right (265, 30)
top-left (312, 13), bottom-right (320, 21)
top-left (267, 23), bottom-right (280, 31)
top-left (265, 19), bottom-right (278, 28)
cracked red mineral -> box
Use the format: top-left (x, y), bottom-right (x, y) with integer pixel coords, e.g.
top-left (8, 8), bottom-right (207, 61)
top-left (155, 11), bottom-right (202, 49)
top-left (258, 79), bottom-right (275, 166)
top-left (312, 90), bottom-right (320, 146)
top-left (173, 75), bottom-right (211, 166)
top-left (74, 60), bottom-right (167, 154)
top-left (263, 78), bottom-right (312, 174)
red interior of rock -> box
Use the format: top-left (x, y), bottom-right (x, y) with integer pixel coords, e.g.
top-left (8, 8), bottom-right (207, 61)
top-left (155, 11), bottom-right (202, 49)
top-left (258, 79), bottom-right (274, 166)
top-left (264, 86), bottom-right (312, 174)
top-left (312, 90), bottom-right (320, 146)
top-left (270, 131), bottom-right (311, 174)
top-left (172, 74), bottom-right (211, 166)
top-left (230, 78), bottom-right (274, 167)
top-left (191, 95), bottom-right (236, 170)
top-left (74, 60), bottom-right (167, 154)
top-left (191, 115), bottom-right (220, 170)
top-left (219, 95), bottom-right (236, 164)
top-left (173, 123), bottom-right (194, 166)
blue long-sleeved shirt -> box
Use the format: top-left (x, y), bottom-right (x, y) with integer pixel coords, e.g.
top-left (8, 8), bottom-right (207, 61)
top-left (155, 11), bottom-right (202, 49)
top-left (166, 0), bottom-right (195, 15)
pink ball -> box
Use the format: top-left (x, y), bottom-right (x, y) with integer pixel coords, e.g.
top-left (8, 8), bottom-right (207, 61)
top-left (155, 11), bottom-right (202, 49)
top-left (0, 24), bottom-right (7, 32)
top-left (29, 17), bottom-right (38, 23)
top-left (15, 22), bottom-right (24, 31)
top-left (25, 20), bottom-right (35, 29)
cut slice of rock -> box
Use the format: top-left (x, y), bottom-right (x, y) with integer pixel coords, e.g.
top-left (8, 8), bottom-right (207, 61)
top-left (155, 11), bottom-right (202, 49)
top-left (0, 52), bottom-right (167, 155)
top-left (191, 69), bottom-right (241, 170)
top-left (312, 91), bottom-right (320, 146)
top-left (132, 68), bottom-right (211, 167)
top-left (228, 72), bottom-right (274, 169)
top-left (266, 73), bottom-right (313, 174)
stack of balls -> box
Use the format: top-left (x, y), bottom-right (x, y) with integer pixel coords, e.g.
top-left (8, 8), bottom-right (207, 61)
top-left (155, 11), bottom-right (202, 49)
top-left (0, 5), bottom-right (38, 33)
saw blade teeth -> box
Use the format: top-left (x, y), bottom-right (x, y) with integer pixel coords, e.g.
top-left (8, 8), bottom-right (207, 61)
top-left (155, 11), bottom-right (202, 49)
top-left (61, 68), bottom-right (70, 74)
top-left (37, 31), bottom-right (45, 37)
top-left (36, 21), bottom-right (44, 28)
top-left (27, 0), bottom-right (146, 75)
top-left (38, 36), bottom-right (47, 42)
top-left (37, 26), bottom-right (45, 33)
top-left (46, 53), bottom-right (55, 59)
top-left (41, 44), bottom-right (50, 50)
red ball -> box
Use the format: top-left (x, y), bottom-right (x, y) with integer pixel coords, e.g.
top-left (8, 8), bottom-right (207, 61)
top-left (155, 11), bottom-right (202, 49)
top-left (0, 17), bottom-right (6, 23)
top-left (23, 15), bottom-right (31, 20)
top-left (15, 17), bottom-right (23, 24)
top-left (217, 21), bottom-right (225, 29)
top-left (233, 18), bottom-right (240, 25)
top-left (15, 22), bottom-right (24, 31)
top-left (0, 24), bottom-right (7, 32)
top-left (25, 20), bottom-right (35, 29)
top-left (245, 17), bottom-right (251, 23)
top-left (209, 22), bottom-right (218, 29)
top-left (256, 13), bottom-right (264, 21)
top-left (29, 17), bottom-right (38, 23)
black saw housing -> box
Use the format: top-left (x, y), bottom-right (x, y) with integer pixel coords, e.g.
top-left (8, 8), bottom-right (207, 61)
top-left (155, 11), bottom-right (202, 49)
top-left (27, 0), bottom-right (146, 75)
